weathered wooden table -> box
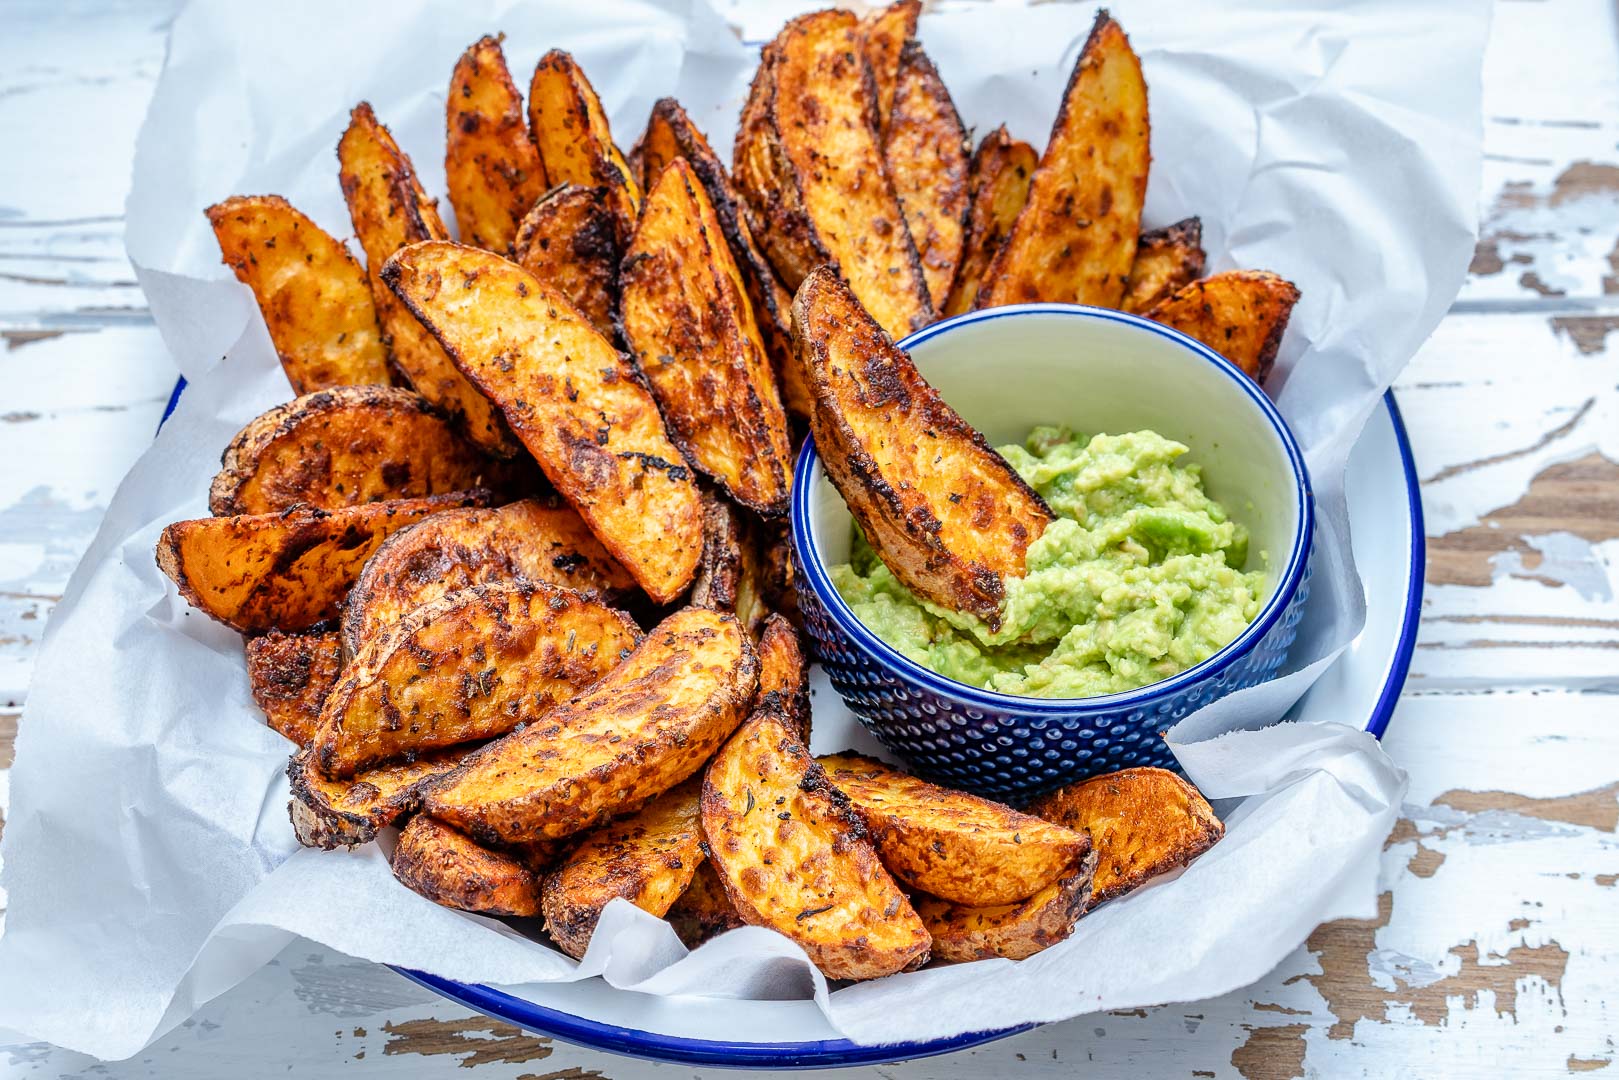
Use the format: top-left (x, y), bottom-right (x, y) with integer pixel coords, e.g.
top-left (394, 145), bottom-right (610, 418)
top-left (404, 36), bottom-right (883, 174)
top-left (2, 0), bottom-right (1615, 1075)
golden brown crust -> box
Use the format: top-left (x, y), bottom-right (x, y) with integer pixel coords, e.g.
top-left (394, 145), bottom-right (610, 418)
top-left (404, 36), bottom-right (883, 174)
top-left (288, 743), bottom-right (473, 850)
top-left (445, 35), bottom-right (549, 253)
top-left (1026, 766), bottom-right (1224, 906)
top-left (207, 386), bottom-right (498, 516)
top-left (155, 490), bottom-right (489, 633)
top-left (913, 857), bottom-right (1097, 962)
top-left (1121, 216), bottom-right (1205, 315)
top-left (205, 195), bottom-right (390, 394)
top-left (858, 0), bottom-right (921, 132)
top-left (976, 12), bottom-right (1149, 310)
top-left (527, 50), bottom-right (641, 246)
top-left (1142, 270), bottom-right (1301, 382)
top-left (943, 128), bottom-right (1037, 317)
top-left (619, 159), bottom-right (792, 515)
top-left (540, 777), bottom-right (705, 958)
top-left (511, 184), bottom-right (621, 338)
top-left (794, 267), bottom-right (1052, 628)
top-left (819, 752), bottom-right (1088, 905)
top-left (392, 814), bottom-right (545, 916)
top-left (312, 580), bottom-right (640, 777)
top-left (755, 613), bottom-right (810, 744)
top-left (702, 705), bottom-right (931, 981)
top-left (381, 241), bottom-right (704, 604)
top-left (340, 497), bottom-right (635, 657)
top-left (883, 41), bottom-right (970, 310)
top-left (339, 103), bottom-right (518, 458)
top-left (246, 630), bottom-right (343, 745)
top-left (666, 859), bottom-right (746, 947)
top-left (425, 608), bottom-right (758, 843)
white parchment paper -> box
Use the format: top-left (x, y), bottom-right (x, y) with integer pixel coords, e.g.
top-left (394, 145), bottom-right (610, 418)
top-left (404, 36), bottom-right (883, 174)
top-left (0, 0), bottom-right (1486, 1059)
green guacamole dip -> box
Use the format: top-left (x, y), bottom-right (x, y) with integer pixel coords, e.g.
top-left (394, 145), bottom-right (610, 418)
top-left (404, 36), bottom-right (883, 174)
top-left (829, 427), bottom-right (1267, 699)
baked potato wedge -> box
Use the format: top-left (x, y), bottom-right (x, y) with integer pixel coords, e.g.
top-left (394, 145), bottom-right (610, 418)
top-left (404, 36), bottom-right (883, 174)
top-left (445, 35), bottom-right (549, 253)
top-left (383, 241), bottom-right (704, 604)
top-left (795, 267), bottom-right (1052, 628)
top-left (1143, 270), bottom-right (1301, 382)
top-left (339, 103), bottom-right (517, 458)
top-left (341, 497), bottom-right (634, 656)
top-left (914, 860), bottom-right (1096, 962)
top-left (246, 630), bottom-right (343, 745)
top-left (883, 40), bottom-right (970, 309)
top-left (392, 814), bottom-right (545, 917)
top-left (690, 494), bottom-right (744, 616)
top-left (208, 386), bottom-right (499, 516)
top-left (943, 128), bottom-right (1036, 317)
top-left (288, 743), bottom-right (472, 850)
top-left (511, 184), bottom-right (620, 338)
top-left (527, 50), bottom-right (641, 245)
top-left (859, 0), bottom-right (920, 132)
top-left (426, 607), bottom-right (757, 843)
top-left (205, 195), bottom-right (390, 394)
top-left (620, 158), bottom-right (792, 515)
top-left (755, 613), bottom-right (809, 743)
top-left (976, 12), bottom-right (1149, 310)
top-left (733, 9), bottom-right (934, 337)
top-left (156, 490), bottom-right (488, 633)
top-left (1027, 766), bottom-right (1224, 906)
top-left (1122, 217), bottom-right (1205, 315)
top-left (540, 777), bottom-right (705, 959)
top-left (702, 704), bottom-right (931, 981)
top-left (666, 859), bottom-right (745, 948)
top-left (818, 753), bottom-right (1088, 905)
top-left (312, 580), bottom-right (640, 777)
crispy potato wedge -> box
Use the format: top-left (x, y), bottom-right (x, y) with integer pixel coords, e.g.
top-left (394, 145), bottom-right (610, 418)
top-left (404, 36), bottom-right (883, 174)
top-left (206, 195), bottom-right (390, 394)
top-left (755, 613), bottom-right (810, 744)
top-left (527, 50), bottom-right (641, 245)
top-left (795, 267), bottom-right (1052, 627)
top-left (702, 704), bottom-right (931, 980)
top-left (392, 814), bottom-right (545, 917)
top-left (883, 41), bottom-right (970, 309)
top-left (943, 127), bottom-right (1037, 317)
top-left (1143, 270), bottom-right (1301, 382)
top-left (541, 777), bottom-right (705, 959)
top-left (312, 580), bottom-right (640, 778)
top-left (288, 743), bottom-right (472, 850)
top-left (914, 859), bottom-right (1096, 962)
top-left (511, 184), bottom-right (620, 337)
top-left (246, 630), bottom-right (343, 745)
top-left (426, 608), bottom-right (757, 843)
top-left (339, 103), bottom-right (517, 458)
top-left (620, 159), bottom-right (792, 514)
top-left (667, 859), bottom-right (746, 948)
top-left (690, 494), bottom-right (744, 616)
top-left (859, 0), bottom-right (920, 131)
top-left (208, 386), bottom-right (498, 516)
top-left (733, 10), bottom-right (934, 337)
top-left (977, 12), bottom-right (1149, 310)
top-left (1027, 766), bottom-right (1224, 906)
top-left (634, 98), bottom-right (809, 421)
top-left (383, 241), bottom-right (704, 604)
top-left (156, 490), bottom-right (488, 633)
top-left (445, 35), bottom-right (549, 253)
top-left (341, 497), bottom-right (634, 656)
top-left (819, 753), bottom-right (1088, 905)
top-left (1121, 216), bottom-right (1205, 315)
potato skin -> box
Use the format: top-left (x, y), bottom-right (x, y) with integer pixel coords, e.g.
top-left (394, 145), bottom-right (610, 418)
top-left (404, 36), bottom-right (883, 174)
top-left (913, 856), bottom-right (1097, 962)
top-left (819, 753), bottom-right (1089, 906)
top-left (382, 241), bottom-right (704, 604)
top-left (1143, 270), bottom-right (1300, 382)
top-left (527, 50), bottom-right (641, 246)
top-left (208, 386), bottom-right (498, 516)
top-left (977, 12), bottom-right (1149, 310)
top-left (425, 608), bottom-right (758, 844)
top-left (444, 35), bottom-right (548, 253)
top-left (541, 777), bottom-right (705, 959)
top-left (755, 613), bottom-right (810, 744)
top-left (620, 158), bottom-right (792, 515)
top-left (392, 815), bottom-right (545, 917)
top-left (794, 267), bottom-right (1052, 628)
top-left (341, 497), bottom-right (635, 657)
top-left (156, 490), bottom-right (489, 633)
top-left (205, 195), bottom-right (390, 394)
top-left (1026, 766), bottom-right (1224, 906)
top-left (943, 127), bottom-right (1036, 317)
top-left (288, 743), bottom-right (472, 850)
top-left (858, 0), bottom-right (920, 131)
top-left (246, 630), bottom-right (343, 745)
top-left (883, 40), bottom-right (970, 310)
top-left (666, 859), bottom-right (746, 948)
top-left (312, 579), bottom-right (641, 778)
top-left (702, 705), bottom-right (931, 981)
top-left (1122, 217), bottom-right (1205, 315)
top-left (511, 184), bottom-right (621, 338)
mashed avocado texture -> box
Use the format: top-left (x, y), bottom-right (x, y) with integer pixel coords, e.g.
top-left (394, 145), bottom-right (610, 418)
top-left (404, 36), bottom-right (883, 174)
top-left (829, 427), bottom-right (1267, 698)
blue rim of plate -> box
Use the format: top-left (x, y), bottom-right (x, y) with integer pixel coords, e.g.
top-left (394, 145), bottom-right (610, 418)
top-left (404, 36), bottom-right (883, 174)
top-left (156, 380), bottom-right (1423, 1068)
